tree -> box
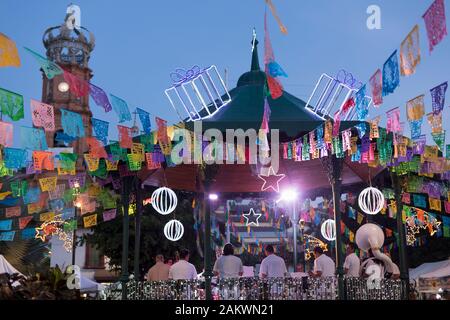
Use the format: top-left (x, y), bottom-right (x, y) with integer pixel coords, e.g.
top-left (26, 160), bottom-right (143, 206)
top-left (83, 193), bottom-right (202, 278)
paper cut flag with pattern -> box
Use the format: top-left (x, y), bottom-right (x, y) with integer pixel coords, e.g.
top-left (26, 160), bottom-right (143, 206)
top-left (92, 118), bottom-right (109, 145)
top-left (136, 108), bottom-right (151, 134)
top-left (423, 0), bottom-right (448, 52)
top-left (20, 127), bottom-right (48, 151)
top-left (90, 83), bottom-right (112, 112)
top-left (118, 125), bottom-right (133, 149)
top-left (0, 87), bottom-right (24, 121)
top-left (382, 51), bottom-right (400, 97)
top-left (3, 147), bottom-right (27, 169)
top-left (0, 121), bottom-right (13, 147)
top-left (63, 70), bottom-right (89, 97)
top-left (30, 99), bottom-right (55, 131)
top-left (24, 47), bottom-right (63, 79)
top-left (0, 33), bottom-right (20, 67)
top-left (61, 108), bottom-right (85, 139)
top-left (369, 69), bottom-right (383, 106)
top-left (110, 94), bottom-right (131, 123)
top-left (400, 25), bottom-right (421, 76)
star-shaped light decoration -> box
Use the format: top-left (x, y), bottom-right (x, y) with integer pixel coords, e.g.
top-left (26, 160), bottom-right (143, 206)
top-left (258, 166), bottom-right (286, 192)
top-left (243, 208), bottom-right (262, 227)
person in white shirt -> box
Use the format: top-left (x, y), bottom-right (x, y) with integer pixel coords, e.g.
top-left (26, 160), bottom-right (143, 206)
top-left (168, 249), bottom-right (198, 280)
top-left (343, 243), bottom-right (361, 277)
top-left (259, 245), bottom-right (288, 278)
top-left (213, 243), bottom-right (243, 278)
top-left (309, 247), bottom-right (335, 278)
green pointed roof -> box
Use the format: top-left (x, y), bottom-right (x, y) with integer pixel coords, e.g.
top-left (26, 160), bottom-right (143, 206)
top-left (188, 35), bottom-right (360, 139)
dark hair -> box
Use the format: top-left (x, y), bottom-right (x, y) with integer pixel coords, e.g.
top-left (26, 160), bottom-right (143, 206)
top-left (223, 243), bottom-right (234, 256)
top-left (179, 249), bottom-right (190, 259)
top-left (265, 245), bottom-right (274, 253)
top-left (314, 246), bottom-right (324, 254)
top-left (347, 243), bottom-right (356, 251)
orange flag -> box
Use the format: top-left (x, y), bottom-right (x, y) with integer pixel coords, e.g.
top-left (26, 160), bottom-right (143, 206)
top-left (0, 33), bottom-right (20, 67)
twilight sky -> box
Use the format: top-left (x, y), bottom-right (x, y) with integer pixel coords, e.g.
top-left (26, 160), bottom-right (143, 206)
top-left (1, 0), bottom-right (449, 145)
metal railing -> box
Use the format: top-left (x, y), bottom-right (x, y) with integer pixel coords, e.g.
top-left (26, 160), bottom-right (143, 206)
top-left (103, 277), bottom-right (408, 300)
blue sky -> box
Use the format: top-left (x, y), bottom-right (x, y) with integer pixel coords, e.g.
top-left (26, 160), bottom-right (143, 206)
top-left (1, 0), bottom-right (450, 144)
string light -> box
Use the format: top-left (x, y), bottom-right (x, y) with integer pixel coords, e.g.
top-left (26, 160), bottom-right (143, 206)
top-left (320, 219), bottom-right (336, 241)
top-left (304, 235), bottom-right (328, 260)
top-left (151, 187), bottom-right (178, 215)
top-left (405, 212), bottom-right (441, 245)
top-left (242, 208), bottom-right (262, 227)
top-left (164, 219), bottom-right (184, 241)
top-left (258, 166), bottom-right (286, 193)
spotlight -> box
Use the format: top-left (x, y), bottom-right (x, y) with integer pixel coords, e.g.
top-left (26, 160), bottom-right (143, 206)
top-left (209, 193), bottom-right (218, 201)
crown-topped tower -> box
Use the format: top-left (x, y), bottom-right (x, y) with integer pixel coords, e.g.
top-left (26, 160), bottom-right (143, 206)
top-left (41, 5), bottom-right (95, 156)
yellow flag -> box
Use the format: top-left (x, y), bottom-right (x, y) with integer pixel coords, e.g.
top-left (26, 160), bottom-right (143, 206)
top-left (39, 176), bottom-right (57, 192)
top-left (0, 33), bottom-right (21, 67)
top-left (83, 214), bottom-right (98, 228)
top-left (400, 25), bottom-right (420, 76)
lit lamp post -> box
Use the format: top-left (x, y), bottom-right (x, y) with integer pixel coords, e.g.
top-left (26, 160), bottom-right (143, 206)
top-left (299, 218), bottom-right (306, 272)
top-left (280, 189), bottom-right (299, 272)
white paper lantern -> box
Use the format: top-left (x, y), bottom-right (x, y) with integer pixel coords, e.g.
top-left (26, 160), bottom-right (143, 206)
top-left (321, 219), bottom-right (336, 241)
top-left (358, 187), bottom-right (384, 215)
top-left (164, 219), bottom-right (184, 241)
top-left (355, 223), bottom-right (384, 252)
top-left (151, 187), bottom-right (178, 215)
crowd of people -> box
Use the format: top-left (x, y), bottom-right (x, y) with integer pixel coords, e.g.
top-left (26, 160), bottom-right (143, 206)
top-left (145, 243), bottom-right (400, 282)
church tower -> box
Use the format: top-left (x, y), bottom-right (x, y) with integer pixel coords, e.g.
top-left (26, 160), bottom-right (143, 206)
top-left (41, 6), bottom-right (95, 156)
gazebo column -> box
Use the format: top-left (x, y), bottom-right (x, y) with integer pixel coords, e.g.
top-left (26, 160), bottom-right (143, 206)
top-left (133, 177), bottom-right (142, 280)
top-left (203, 191), bottom-right (213, 300)
top-left (200, 164), bottom-right (219, 300)
top-left (120, 175), bottom-right (133, 300)
top-left (321, 155), bottom-right (344, 300)
top-left (390, 171), bottom-right (410, 300)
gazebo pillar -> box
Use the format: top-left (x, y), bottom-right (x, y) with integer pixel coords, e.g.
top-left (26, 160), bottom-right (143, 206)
top-left (120, 175), bottom-right (133, 300)
top-left (203, 192), bottom-right (213, 300)
top-left (321, 155), bottom-right (345, 300)
top-left (133, 177), bottom-right (142, 280)
top-left (391, 171), bottom-right (410, 299)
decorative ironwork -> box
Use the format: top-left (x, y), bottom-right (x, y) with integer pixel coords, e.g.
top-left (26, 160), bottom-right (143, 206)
top-left (103, 277), bottom-right (407, 300)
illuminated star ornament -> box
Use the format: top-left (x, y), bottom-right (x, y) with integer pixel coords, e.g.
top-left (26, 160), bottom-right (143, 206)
top-left (243, 208), bottom-right (262, 227)
top-left (258, 166), bottom-right (286, 192)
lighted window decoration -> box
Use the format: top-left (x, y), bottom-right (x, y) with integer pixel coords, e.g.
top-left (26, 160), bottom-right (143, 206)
top-left (320, 219), bottom-right (336, 241)
top-left (164, 65), bottom-right (231, 122)
top-left (304, 69), bottom-right (373, 120)
top-left (258, 166), bottom-right (286, 193)
top-left (304, 235), bottom-right (328, 260)
top-left (242, 208), bottom-right (262, 227)
top-left (406, 212), bottom-right (441, 245)
top-left (151, 187), bottom-right (178, 215)
top-left (164, 219), bottom-right (184, 241)
top-left (358, 187), bottom-right (385, 215)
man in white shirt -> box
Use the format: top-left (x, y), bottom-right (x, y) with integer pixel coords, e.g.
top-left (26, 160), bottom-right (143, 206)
top-left (309, 247), bottom-right (335, 278)
top-left (213, 243), bottom-right (243, 278)
top-left (259, 245), bottom-right (287, 278)
top-left (343, 243), bottom-right (360, 277)
top-left (168, 249), bottom-right (198, 280)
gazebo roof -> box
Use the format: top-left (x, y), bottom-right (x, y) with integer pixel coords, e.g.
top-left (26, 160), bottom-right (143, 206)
top-left (188, 38), bottom-right (359, 138)
top-left (140, 36), bottom-right (382, 193)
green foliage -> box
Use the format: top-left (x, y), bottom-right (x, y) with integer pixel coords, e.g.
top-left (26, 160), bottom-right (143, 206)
top-left (84, 195), bottom-right (202, 277)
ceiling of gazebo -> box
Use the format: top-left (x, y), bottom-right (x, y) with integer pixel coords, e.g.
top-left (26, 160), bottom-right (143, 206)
top-left (140, 157), bottom-right (384, 194)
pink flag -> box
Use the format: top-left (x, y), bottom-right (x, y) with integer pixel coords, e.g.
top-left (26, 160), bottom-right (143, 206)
top-left (0, 121), bottom-right (13, 147)
top-left (63, 70), bottom-right (90, 97)
top-left (386, 107), bottom-right (401, 133)
top-left (369, 69), bottom-right (383, 106)
top-left (31, 99), bottom-right (55, 131)
top-left (423, 0), bottom-right (448, 52)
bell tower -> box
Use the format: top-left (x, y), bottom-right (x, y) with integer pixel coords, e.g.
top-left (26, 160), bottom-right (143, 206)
top-left (41, 5), bottom-right (95, 156)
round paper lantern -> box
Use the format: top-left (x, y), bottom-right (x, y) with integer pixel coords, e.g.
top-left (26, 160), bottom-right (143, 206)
top-left (358, 187), bottom-right (384, 215)
top-left (321, 219), bottom-right (336, 241)
top-left (151, 187), bottom-right (178, 215)
top-left (355, 223), bottom-right (384, 252)
top-left (164, 219), bottom-right (184, 241)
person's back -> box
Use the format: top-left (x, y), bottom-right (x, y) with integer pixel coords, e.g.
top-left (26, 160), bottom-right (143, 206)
top-left (146, 255), bottom-right (170, 281)
top-left (168, 249), bottom-right (197, 280)
top-left (214, 255), bottom-right (243, 278)
top-left (147, 261), bottom-right (170, 281)
top-left (344, 252), bottom-right (360, 277)
top-left (314, 254), bottom-right (335, 277)
top-left (259, 253), bottom-right (287, 278)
